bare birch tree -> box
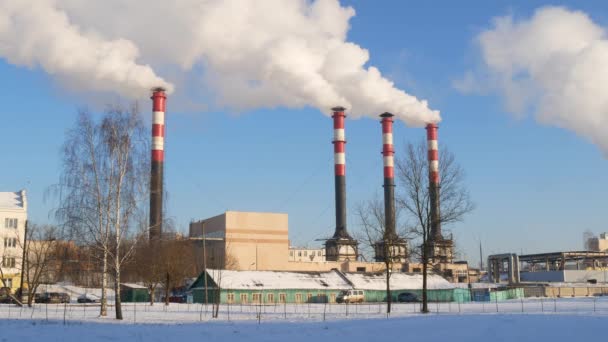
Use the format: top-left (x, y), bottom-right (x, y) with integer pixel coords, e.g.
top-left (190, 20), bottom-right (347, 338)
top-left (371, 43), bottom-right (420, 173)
top-left (355, 197), bottom-right (408, 314)
top-left (21, 223), bottom-right (59, 306)
top-left (55, 104), bottom-right (148, 319)
top-left (396, 140), bottom-right (473, 313)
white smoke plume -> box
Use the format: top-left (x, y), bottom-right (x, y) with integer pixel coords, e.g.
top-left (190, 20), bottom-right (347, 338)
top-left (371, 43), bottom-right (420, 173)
top-left (0, 0), bottom-right (438, 125)
top-left (0, 0), bottom-right (174, 97)
top-left (459, 6), bottom-right (608, 154)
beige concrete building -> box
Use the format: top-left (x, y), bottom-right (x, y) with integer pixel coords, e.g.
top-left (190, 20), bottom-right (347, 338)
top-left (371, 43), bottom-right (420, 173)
top-left (0, 190), bottom-right (27, 291)
top-left (189, 211), bottom-right (388, 273)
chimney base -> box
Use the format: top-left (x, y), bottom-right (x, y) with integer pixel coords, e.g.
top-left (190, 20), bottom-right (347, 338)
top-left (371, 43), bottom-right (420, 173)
top-left (374, 238), bottom-right (408, 263)
top-left (427, 238), bottom-right (454, 264)
top-left (325, 237), bottom-right (358, 262)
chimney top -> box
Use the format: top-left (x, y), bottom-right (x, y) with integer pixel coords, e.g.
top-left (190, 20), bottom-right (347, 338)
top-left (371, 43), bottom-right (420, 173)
top-left (331, 106), bottom-right (346, 112)
top-left (380, 112), bottom-right (394, 118)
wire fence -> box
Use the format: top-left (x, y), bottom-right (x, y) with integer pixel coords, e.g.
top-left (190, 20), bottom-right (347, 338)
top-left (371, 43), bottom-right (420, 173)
top-left (2, 296), bottom-right (608, 324)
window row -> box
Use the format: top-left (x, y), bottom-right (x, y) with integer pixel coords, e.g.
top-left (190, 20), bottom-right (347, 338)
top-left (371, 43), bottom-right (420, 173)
top-left (3, 238), bottom-right (18, 248)
top-left (2, 257), bottom-right (16, 268)
top-left (4, 218), bottom-right (18, 229)
top-left (290, 250), bottom-right (323, 257)
top-left (225, 292), bottom-right (335, 304)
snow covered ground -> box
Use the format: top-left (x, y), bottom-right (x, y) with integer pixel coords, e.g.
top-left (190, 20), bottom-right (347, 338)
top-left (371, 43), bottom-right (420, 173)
top-left (1, 298), bottom-right (607, 341)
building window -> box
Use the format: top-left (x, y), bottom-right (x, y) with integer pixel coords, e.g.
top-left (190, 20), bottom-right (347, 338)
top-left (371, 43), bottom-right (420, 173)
top-left (279, 293), bottom-right (287, 303)
top-left (318, 251), bottom-right (322, 256)
top-left (298, 251), bottom-right (301, 257)
top-left (4, 218), bottom-right (18, 229)
top-left (290, 251), bottom-right (293, 256)
top-left (252, 293), bottom-right (262, 303)
top-left (267, 293), bottom-right (274, 303)
top-left (413, 268), bottom-right (421, 273)
top-left (3, 238), bottom-right (17, 248)
top-left (295, 293), bottom-right (302, 303)
top-left (227, 293), bottom-right (235, 304)
top-left (240, 293), bottom-right (248, 304)
top-left (2, 278), bottom-right (12, 288)
top-left (330, 293), bottom-right (336, 303)
top-left (304, 251), bottom-right (307, 256)
top-left (2, 257), bottom-right (16, 268)
top-left (307, 293), bottom-right (313, 302)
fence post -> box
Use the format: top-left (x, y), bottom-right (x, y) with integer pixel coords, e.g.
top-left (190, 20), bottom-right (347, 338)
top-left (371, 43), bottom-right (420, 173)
top-left (541, 297), bottom-right (544, 312)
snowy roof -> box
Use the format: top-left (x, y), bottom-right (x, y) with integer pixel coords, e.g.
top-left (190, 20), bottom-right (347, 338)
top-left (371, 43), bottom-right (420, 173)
top-left (121, 283), bottom-right (147, 289)
top-left (0, 191), bottom-right (25, 210)
top-left (344, 272), bottom-right (454, 291)
top-left (203, 269), bottom-right (352, 290)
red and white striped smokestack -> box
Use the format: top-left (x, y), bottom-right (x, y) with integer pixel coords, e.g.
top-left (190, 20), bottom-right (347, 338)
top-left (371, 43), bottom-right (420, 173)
top-left (150, 87), bottom-right (166, 241)
top-left (426, 123), bottom-right (442, 241)
top-left (332, 106), bottom-right (350, 239)
top-left (381, 113), bottom-right (396, 240)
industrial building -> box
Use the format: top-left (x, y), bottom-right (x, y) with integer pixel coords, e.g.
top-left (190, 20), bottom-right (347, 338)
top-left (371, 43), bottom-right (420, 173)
top-left (488, 251), bottom-right (608, 284)
top-left (189, 269), bottom-right (467, 304)
top-left (0, 190), bottom-right (27, 291)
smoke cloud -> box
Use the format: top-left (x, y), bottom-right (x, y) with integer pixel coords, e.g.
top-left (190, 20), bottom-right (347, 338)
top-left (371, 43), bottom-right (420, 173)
top-left (0, 0), bottom-right (438, 125)
top-left (459, 6), bottom-right (608, 154)
top-left (0, 0), bottom-right (174, 97)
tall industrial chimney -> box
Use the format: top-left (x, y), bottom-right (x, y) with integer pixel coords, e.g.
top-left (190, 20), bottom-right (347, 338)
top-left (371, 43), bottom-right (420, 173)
top-left (325, 106), bottom-right (358, 261)
top-left (374, 113), bottom-right (407, 263)
top-left (332, 106), bottom-right (349, 239)
top-left (426, 123), bottom-right (441, 241)
top-left (149, 87), bottom-right (166, 241)
top-left (381, 113), bottom-right (396, 240)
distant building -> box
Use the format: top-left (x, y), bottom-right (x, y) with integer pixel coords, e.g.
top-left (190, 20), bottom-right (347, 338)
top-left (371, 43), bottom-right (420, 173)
top-left (0, 190), bottom-right (27, 291)
top-left (587, 233), bottom-right (608, 252)
top-left (289, 247), bottom-right (326, 262)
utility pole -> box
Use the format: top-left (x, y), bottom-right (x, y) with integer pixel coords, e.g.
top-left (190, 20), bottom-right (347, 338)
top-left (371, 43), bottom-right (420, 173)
top-left (479, 241), bottom-right (483, 272)
top-left (202, 221), bottom-right (208, 306)
top-left (18, 220), bottom-right (28, 303)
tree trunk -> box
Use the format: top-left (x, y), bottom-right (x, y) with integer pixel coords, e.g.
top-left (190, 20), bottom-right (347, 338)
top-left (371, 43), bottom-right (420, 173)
top-left (114, 262), bottom-right (123, 319)
top-left (164, 272), bottom-right (170, 306)
top-left (149, 285), bottom-right (155, 306)
top-left (421, 242), bottom-right (429, 313)
top-left (386, 264), bottom-right (391, 314)
top-left (100, 250), bottom-right (108, 317)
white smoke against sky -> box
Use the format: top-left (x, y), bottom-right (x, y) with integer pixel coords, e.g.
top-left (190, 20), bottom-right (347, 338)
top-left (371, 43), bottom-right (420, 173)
top-left (456, 6), bottom-right (608, 154)
top-left (0, 0), bottom-right (439, 125)
top-left (0, 0), bottom-right (174, 97)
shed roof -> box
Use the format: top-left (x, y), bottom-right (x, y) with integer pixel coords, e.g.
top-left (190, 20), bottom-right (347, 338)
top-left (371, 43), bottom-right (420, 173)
top-left (202, 269), bottom-right (352, 290)
top-left (343, 272), bottom-right (454, 290)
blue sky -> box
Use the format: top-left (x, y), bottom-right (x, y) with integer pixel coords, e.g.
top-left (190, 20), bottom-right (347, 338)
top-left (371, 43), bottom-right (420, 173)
top-left (1, 0), bottom-right (607, 266)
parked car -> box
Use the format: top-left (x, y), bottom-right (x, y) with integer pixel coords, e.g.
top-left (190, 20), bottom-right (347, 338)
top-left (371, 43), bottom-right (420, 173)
top-left (77, 293), bottom-right (100, 303)
top-left (161, 294), bottom-right (187, 303)
top-left (397, 292), bottom-right (420, 303)
top-left (0, 287), bottom-right (15, 304)
top-left (336, 290), bottom-right (365, 304)
top-left (39, 292), bottom-right (71, 304)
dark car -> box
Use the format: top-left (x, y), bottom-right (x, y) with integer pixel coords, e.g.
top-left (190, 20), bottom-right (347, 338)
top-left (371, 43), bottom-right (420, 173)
top-left (77, 293), bottom-right (100, 303)
top-left (0, 287), bottom-right (15, 304)
top-left (397, 292), bottom-right (420, 303)
top-left (161, 294), bottom-right (187, 303)
top-left (39, 292), bottom-right (71, 304)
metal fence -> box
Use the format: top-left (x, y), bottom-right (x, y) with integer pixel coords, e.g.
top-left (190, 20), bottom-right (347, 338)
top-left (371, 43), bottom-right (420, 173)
top-left (2, 296), bottom-right (608, 324)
